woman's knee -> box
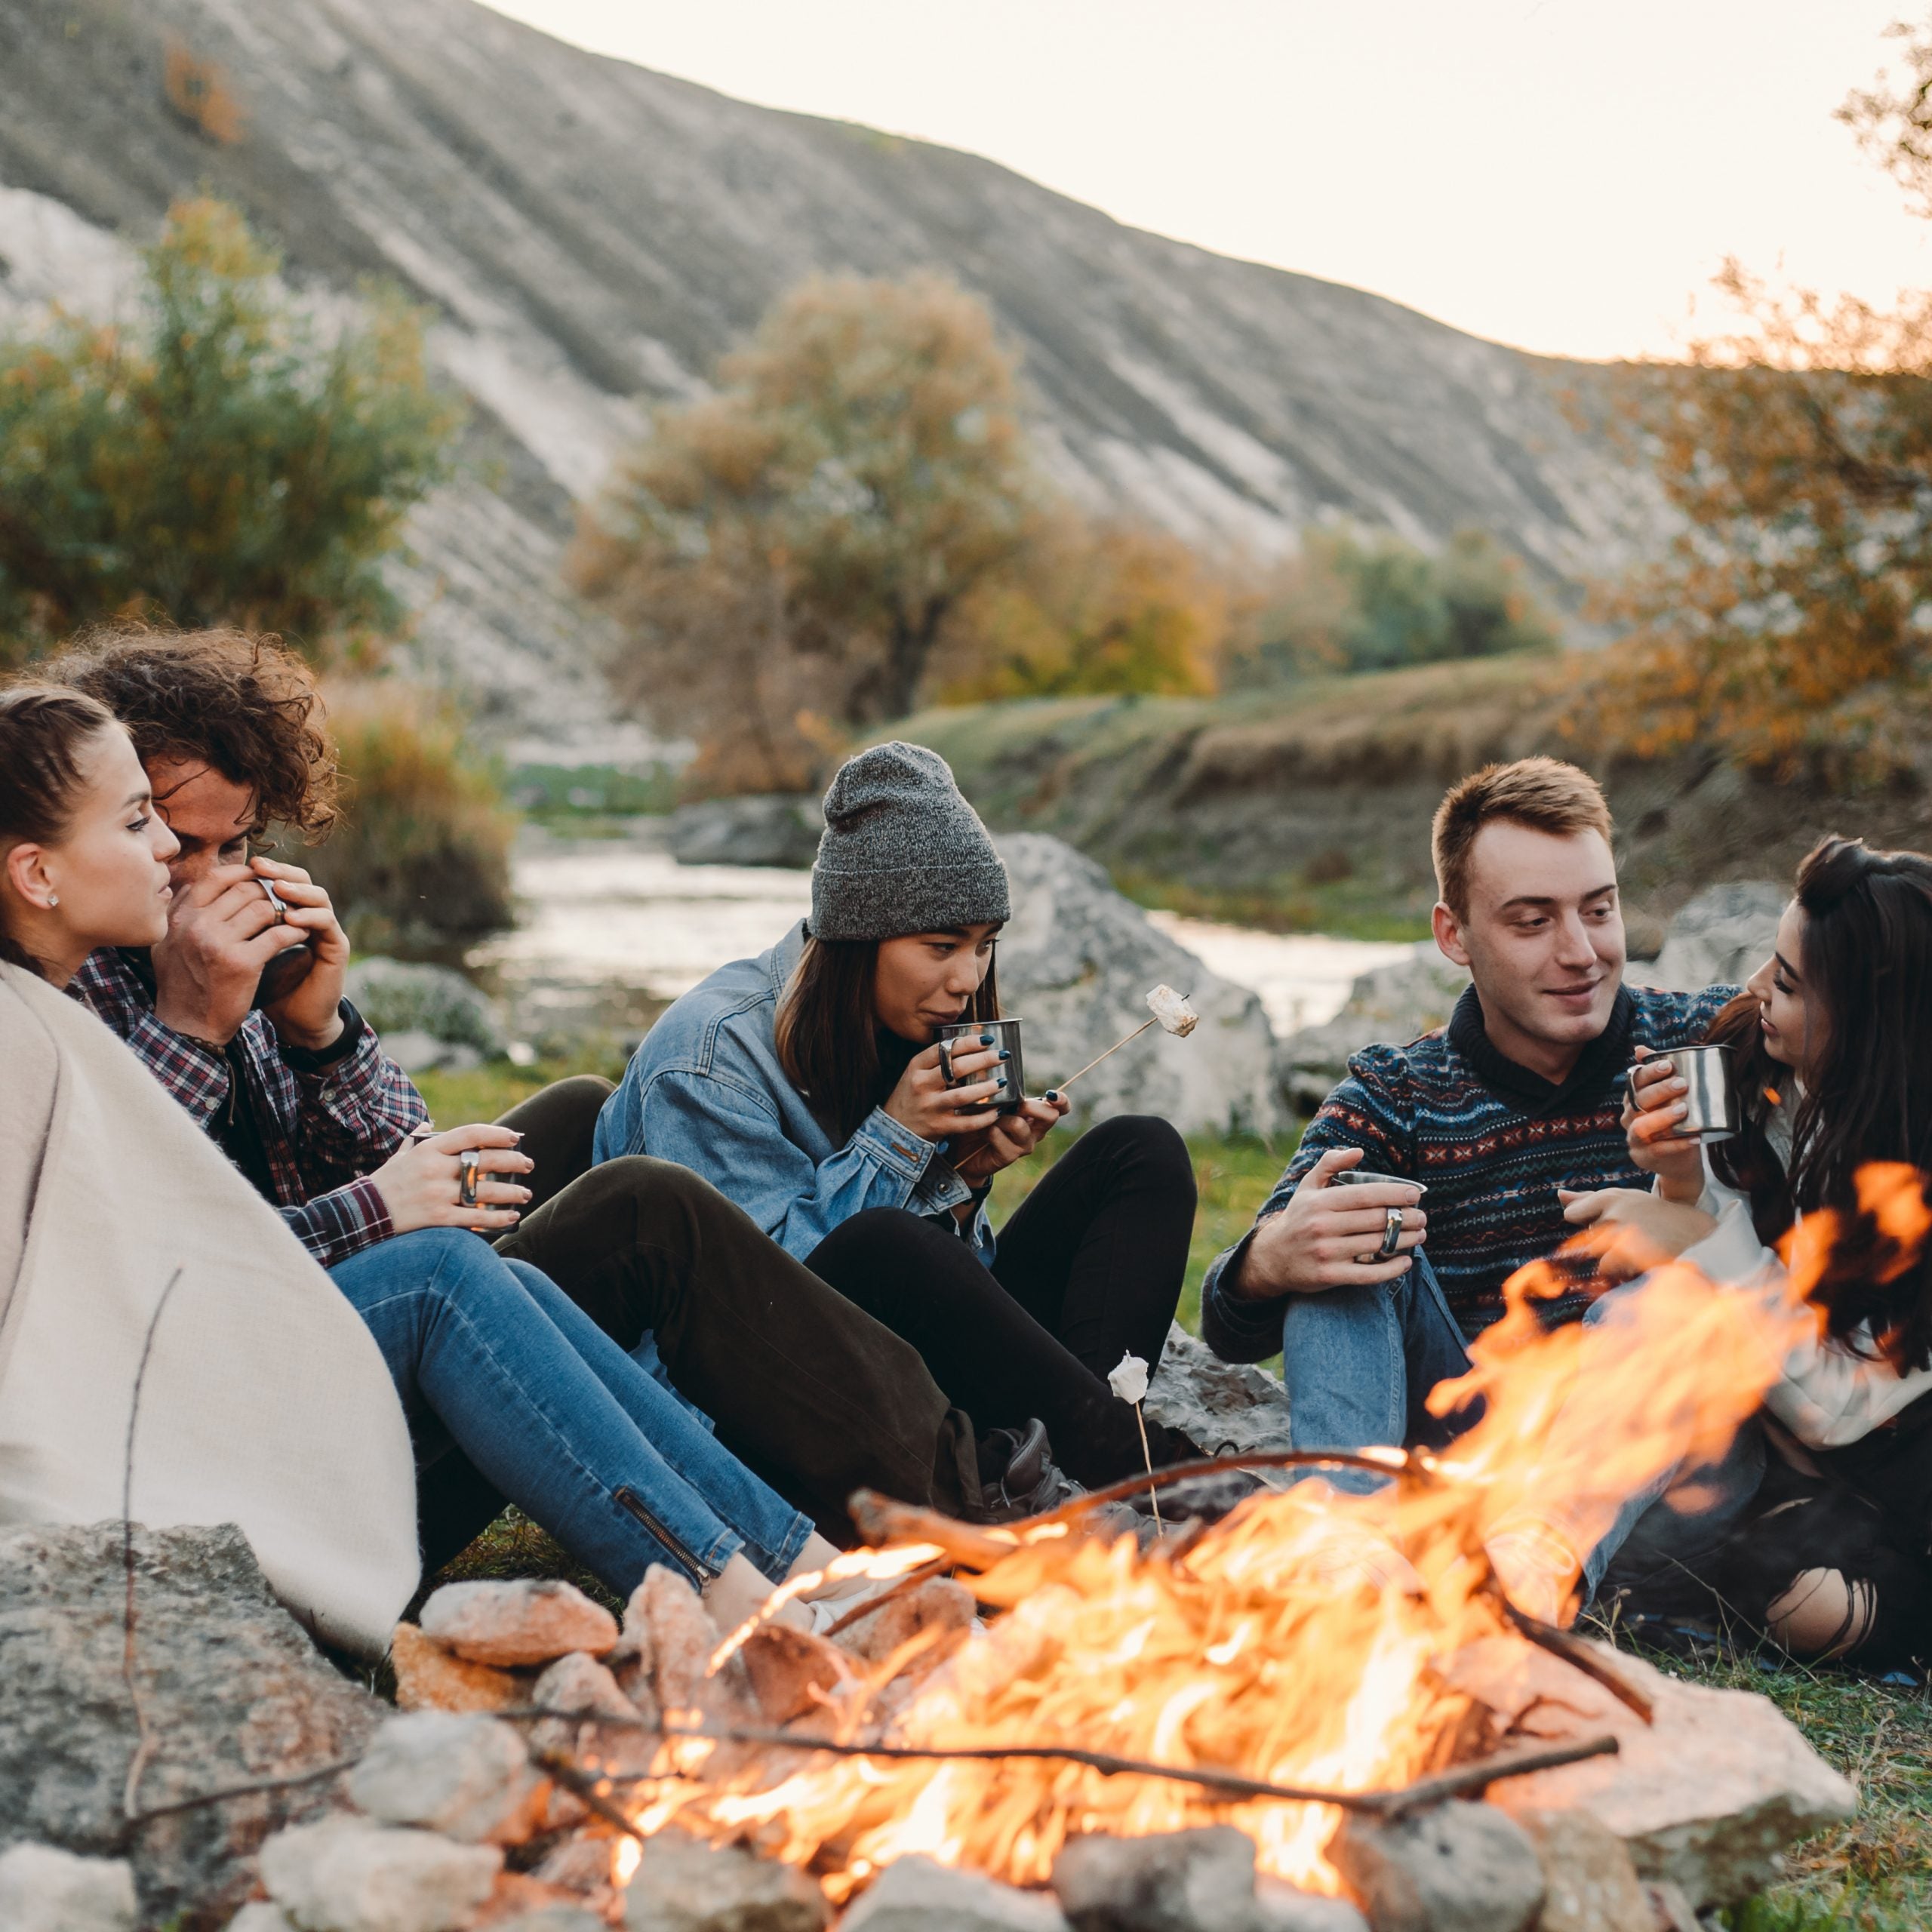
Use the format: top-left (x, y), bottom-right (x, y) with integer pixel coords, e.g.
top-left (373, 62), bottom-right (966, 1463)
top-left (1765, 1567), bottom-right (1875, 1657)
top-left (1083, 1113), bottom-right (1195, 1201)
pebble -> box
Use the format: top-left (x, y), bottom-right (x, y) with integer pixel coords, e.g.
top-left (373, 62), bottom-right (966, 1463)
top-left (622, 1829), bottom-right (828, 1932)
top-left (1051, 1827), bottom-right (1364, 1932)
top-left (0, 1843), bottom-right (137, 1932)
top-left (420, 1580), bottom-right (619, 1668)
top-left (1512, 1810), bottom-right (1657, 1932)
top-left (258, 1816), bottom-right (502, 1932)
top-left (392, 1623), bottom-right (522, 1714)
top-left (348, 1712), bottom-right (549, 1845)
top-left (1330, 1802), bottom-right (1545, 1932)
top-left (841, 1856), bottom-right (1070, 1932)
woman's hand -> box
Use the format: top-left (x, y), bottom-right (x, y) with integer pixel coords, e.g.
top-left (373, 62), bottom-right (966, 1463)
top-left (1559, 1185), bottom-right (1716, 1281)
top-left (951, 1094), bottom-right (1071, 1188)
top-left (1623, 1048), bottom-right (1707, 1204)
top-left (370, 1124), bottom-right (533, 1235)
top-left (881, 1037), bottom-right (1009, 1144)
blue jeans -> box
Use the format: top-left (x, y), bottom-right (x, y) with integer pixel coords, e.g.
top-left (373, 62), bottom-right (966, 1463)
top-left (1278, 1251), bottom-right (1478, 1488)
top-left (329, 1229), bottom-right (814, 1596)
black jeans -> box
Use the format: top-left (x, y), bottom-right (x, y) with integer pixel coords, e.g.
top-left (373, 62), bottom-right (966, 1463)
top-left (804, 1115), bottom-right (1197, 1488)
top-left (414, 1078), bottom-right (983, 1567)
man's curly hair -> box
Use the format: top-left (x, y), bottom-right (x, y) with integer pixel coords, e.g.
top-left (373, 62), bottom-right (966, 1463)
top-left (44, 623), bottom-right (340, 841)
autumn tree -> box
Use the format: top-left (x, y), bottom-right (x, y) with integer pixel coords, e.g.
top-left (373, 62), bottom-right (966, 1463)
top-left (0, 198), bottom-right (461, 667)
top-left (572, 273), bottom-right (1041, 792)
top-left (939, 514), bottom-right (1226, 702)
top-left (1573, 20), bottom-right (1932, 780)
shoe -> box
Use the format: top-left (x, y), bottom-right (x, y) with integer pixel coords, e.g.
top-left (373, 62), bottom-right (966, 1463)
top-left (969, 1418), bottom-right (1086, 1520)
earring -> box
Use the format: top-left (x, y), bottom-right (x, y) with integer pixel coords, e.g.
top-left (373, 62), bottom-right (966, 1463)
top-left (46, 895), bottom-right (57, 907)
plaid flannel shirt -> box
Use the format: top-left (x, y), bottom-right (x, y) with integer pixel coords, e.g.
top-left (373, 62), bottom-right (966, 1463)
top-left (71, 948), bottom-right (429, 1269)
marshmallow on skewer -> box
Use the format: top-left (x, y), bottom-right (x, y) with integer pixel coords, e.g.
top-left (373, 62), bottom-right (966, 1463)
top-left (1146, 983), bottom-right (1198, 1037)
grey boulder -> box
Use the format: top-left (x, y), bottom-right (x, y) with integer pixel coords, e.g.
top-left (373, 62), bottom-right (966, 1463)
top-left (1641, 882), bottom-right (1785, 995)
top-left (842, 1854), bottom-right (1069, 1932)
top-left (995, 834), bottom-right (1287, 1136)
top-left (1277, 947), bottom-right (1469, 1116)
top-left (1144, 1322), bottom-right (1290, 1455)
top-left (1052, 1826), bottom-right (1364, 1932)
top-left (0, 1521), bottom-right (381, 1932)
top-left (668, 795), bottom-right (823, 870)
top-left (0, 1842), bottom-right (137, 1932)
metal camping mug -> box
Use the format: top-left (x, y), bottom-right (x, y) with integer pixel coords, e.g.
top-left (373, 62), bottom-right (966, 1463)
top-left (1628, 1044), bottom-right (1738, 1143)
top-left (1331, 1168), bottom-right (1427, 1260)
top-left (937, 1017), bottom-right (1026, 1115)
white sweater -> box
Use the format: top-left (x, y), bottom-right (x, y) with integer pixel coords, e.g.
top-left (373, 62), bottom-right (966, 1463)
top-left (0, 962), bottom-right (417, 1657)
top-left (1681, 1115), bottom-right (1932, 1450)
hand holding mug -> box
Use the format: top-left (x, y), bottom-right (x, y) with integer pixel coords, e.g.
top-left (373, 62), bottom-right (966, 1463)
top-left (951, 1093), bottom-right (1070, 1187)
top-left (371, 1123), bottom-right (533, 1235)
top-left (1623, 1046), bottom-right (1707, 1204)
top-left (1235, 1146), bottom-right (1427, 1300)
top-left (883, 1036), bottom-right (1009, 1144)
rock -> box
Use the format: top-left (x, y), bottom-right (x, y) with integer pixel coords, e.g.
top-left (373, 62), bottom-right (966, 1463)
top-left (531, 1835), bottom-right (623, 1894)
top-left (420, 1581), bottom-right (619, 1668)
top-left (841, 1855), bottom-right (1069, 1932)
top-left (1327, 1802), bottom-right (1544, 1932)
top-left (1051, 1828), bottom-right (1363, 1932)
top-left (1144, 1322), bottom-right (1291, 1456)
top-left (258, 1817), bottom-right (501, 1932)
top-left (738, 1623), bottom-right (857, 1725)
top-left (490, 1909), bottom-right (608, 1932)
top-left (1642, 882), bottom-right (1785, 994)
top-left (994, 834), bottom-right (1287, 1136)
top-left (1512, 1810), bottom-right (1654, 1932)
top-left (668, 795), bottom-right (823, 869)
top-left (392, 1624), bottom-right (523, 1715)
top-left (1277, 948), bottom-right (1469, 1115)
top-left (347, 1714), bottom-right (548, 1846)
top-left (228, 1906), bottom-right (299, 1932)
top-left (0, 1842), bottom-right (137, 1932)
top-left (834, 1577), bottom-right (977, 1666)
top-left (531, 1652), bottom-right (641, 1723)
top-left (343, 959), bottom-right (506, 1070)
top-left (635, 1567), bottom-right (755, 1723)
top-left (621, 1830), bottom-right (828, 1932)
top-left (0, 1522), bottom-right (380, 1932)
top-left (1469, 1641), bottom-right (1856, 1911)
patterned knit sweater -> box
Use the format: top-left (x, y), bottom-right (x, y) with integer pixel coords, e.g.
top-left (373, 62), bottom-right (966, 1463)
top-left (1203, 982), bottom-right (1736, 1360)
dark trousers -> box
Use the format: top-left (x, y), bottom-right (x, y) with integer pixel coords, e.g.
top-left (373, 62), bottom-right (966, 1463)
top-left (414, 1078), bottom-right (981, 1567)
top-left (804, 1115), bottom-right (1197, 1488)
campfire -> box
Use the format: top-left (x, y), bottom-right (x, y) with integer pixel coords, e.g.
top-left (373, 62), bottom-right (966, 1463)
top-left (383, 1183), bottom-right (1921, 1924)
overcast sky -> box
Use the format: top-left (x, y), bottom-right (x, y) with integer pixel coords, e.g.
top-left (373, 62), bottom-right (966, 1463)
top-left (479, 1), bottom-right (1932, 362)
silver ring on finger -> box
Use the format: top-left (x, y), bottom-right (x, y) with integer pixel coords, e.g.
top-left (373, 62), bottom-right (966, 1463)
top-left (936, 1040), bottom-right (955, 1084)
top-left (457, 1148), bottom-right (481, 1208)
top-left (260, 878), bottom-right (288, 926)
top-left (1377, 1206), bottom-right (1404, 1260)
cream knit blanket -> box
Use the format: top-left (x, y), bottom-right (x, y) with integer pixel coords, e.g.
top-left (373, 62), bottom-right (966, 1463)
top-left (0, 962), bottom-right (417, 1656)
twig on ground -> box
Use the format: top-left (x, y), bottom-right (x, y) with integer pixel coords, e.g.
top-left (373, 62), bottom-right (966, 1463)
top-left (125, 1758), bottom-right (361, 1827)
top-left (1504, 1604), bottom-right (1656, 1725)
top-left (122, 1266), bottom-right (185, 1823)
top-left (531, 1746), bottom-right (651, 1843)
top-left (818, 1558), bottom-right (951, 1639)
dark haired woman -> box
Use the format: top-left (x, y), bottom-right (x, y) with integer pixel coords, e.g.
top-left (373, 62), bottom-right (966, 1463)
top-left (1554, 838), bottom-right (1932, 1666)
top-left (595, 741), bottom-right (1201, 1487)
top-left (0, 684), bottom-right (883, 1635)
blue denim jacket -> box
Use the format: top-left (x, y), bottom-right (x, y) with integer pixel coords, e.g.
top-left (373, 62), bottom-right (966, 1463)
top-left (592, 921), bottom-right (995, 1267)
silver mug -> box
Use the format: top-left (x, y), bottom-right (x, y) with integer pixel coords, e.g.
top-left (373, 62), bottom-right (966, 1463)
top-left (1628, 1044), bottom-right (1737, 1143)
top-left (938, 1017), bottom-right (1025, 1115)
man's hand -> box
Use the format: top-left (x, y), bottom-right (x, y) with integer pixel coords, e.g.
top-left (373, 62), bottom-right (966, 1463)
top-left (1558, 1186), bottom-right (1716, 1280)
top-left (249, 855), bottom-right (350, 1052)
top-left (1623, 1047), bottom-right (1707, 1205)
top-left (1234, 1146), bottom-right (1426, 1300)
top-left (370, 1124), bottom-right (532, 1235)
top-left (951, 1094), bottom-right (1070, 1190)
top-left (152, 861), bottom-right (311, 1048)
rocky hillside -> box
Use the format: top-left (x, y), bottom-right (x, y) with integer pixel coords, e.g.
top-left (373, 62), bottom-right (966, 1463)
top-left (0, 0), bottom-right (1652, 744)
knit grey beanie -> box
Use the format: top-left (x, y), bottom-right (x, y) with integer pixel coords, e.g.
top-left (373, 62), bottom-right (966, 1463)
top-left (810, 741), bottom-right (1010, 942)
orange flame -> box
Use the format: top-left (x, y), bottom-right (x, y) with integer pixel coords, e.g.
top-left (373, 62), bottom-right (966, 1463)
top-left (617, 1174), bottom-right (1927, 1902)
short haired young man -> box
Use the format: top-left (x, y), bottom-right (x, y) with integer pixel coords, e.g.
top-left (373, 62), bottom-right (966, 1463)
top-left (48, 626), bottom-right (1059, 1552)
top-left (1202, 757), bottom-right (1734, 1467)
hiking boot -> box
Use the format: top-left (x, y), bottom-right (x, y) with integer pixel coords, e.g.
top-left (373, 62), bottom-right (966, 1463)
top-left (971, 1417), bottom-right (1085, 1519)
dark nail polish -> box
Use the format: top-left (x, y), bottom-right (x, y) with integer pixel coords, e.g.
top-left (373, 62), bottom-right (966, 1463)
top-left (998, 1049), bottom-right (1011, 1060)
top-left (980, 1031), bottom-right (995, 1045)
top-left (1045, 1089), bottom-right (1060, 1102)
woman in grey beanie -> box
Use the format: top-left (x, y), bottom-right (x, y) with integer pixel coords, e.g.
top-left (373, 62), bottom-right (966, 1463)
top-left (594, 742), bottom-right (1201, 1491)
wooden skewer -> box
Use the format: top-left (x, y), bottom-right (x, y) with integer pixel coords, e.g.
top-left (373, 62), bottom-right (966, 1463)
top-left (1056, 1016), bottom-right (1158, 1092)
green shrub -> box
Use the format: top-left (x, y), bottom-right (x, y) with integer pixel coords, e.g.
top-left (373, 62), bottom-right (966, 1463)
top-left (304, 684), bottom-right (515, 957)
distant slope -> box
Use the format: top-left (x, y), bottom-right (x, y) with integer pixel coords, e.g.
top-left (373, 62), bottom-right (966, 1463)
top-left (0, 0), bottom-right (1653, 741)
